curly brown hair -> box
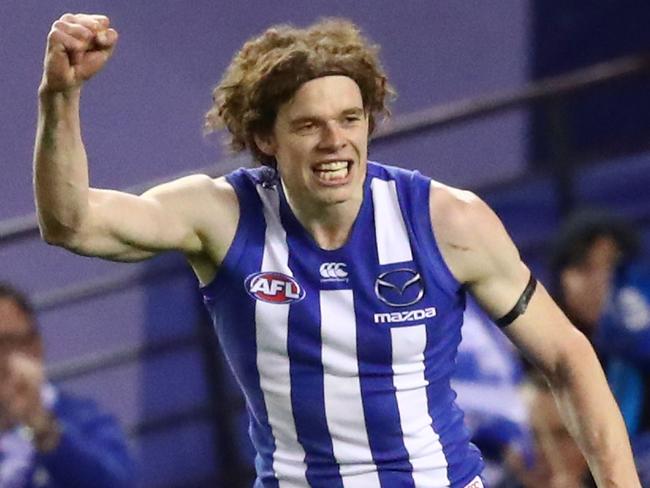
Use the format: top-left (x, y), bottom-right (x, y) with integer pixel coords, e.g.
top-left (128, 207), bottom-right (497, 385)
top-left (205, 18), bottom-right (395, 166)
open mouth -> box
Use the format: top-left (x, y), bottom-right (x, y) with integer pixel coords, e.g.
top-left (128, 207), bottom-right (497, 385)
top-left (313, 160), bottom-right (352, 184)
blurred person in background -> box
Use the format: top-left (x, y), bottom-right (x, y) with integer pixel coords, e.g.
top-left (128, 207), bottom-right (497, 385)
top-left (523, 372), bottom-right (595, 488)
top-left (551, 209), bottom-right (650, 485)
top-left (0, 283), bottom-right (135, 487)
top-left (451, 298), bottom-right (534, 487)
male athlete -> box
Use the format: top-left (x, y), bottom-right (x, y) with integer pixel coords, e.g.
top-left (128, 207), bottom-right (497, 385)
top-left (34, 13), bottom-right (640, 487)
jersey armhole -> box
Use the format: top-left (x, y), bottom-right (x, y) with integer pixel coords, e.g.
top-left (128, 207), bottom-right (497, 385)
top-left (200, 170), bottom-right (253, 302)
top-left (408, 171), bottom-right (464, 298)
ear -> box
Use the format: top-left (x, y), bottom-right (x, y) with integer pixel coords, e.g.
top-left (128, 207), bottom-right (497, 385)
top-left (254, 133), bottom-right (277, 157)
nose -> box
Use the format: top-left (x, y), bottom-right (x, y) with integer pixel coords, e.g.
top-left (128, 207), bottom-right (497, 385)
top-left (318, 121), bottom-right (346, 151)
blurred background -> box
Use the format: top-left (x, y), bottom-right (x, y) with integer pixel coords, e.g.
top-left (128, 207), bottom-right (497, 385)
top-left (1, 0), bottom-right (649, 486)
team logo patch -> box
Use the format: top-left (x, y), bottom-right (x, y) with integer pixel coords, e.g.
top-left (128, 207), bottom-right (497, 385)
top-left (245, 272), bottom-right (305, 304)
top-left (319, 262), bottom-right (349, 282)
top-left (374, 268), bottom-right (424, 307)
top-left (374, 307), bottom-right (437, 324)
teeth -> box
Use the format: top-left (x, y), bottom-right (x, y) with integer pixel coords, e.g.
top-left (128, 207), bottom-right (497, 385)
top-left (315, 161), bottom-right (348, 171)
top-left (320, 167), bottom-right (348, 181)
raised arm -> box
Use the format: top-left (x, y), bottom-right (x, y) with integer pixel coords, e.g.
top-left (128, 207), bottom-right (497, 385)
top-left (429, 183), bottom-right (640, 487)
top-left (33, 14), bottom-right (237, 280)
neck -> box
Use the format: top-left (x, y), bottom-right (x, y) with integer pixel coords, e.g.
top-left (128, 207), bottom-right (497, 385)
top-left (282, 183), bottom-right (363, 250)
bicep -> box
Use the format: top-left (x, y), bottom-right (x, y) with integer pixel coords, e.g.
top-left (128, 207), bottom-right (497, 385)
top-left (71, 188), bottom-right (197, 261)
top-left (429, 184), bottom-right (582, 373)
top-left (67, 175), bottom-right (220, 261)
top-left (430, 184), bottom-right (531, 319)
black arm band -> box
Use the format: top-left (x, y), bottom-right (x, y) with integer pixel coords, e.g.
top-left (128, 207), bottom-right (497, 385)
top-left (495, 273), bottom-right (537, 328)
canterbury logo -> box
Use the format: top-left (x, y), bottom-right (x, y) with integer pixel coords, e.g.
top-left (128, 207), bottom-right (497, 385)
top-left (319, 262), bottom-right (348, 280)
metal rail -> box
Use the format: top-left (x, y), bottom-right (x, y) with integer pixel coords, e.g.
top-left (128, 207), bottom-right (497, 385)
top-left (374, 52), bottom-right (650, 140)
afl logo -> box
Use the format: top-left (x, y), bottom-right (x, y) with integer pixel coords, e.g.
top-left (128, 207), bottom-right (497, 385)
top-left (245, 272), bottom-right (305, 304)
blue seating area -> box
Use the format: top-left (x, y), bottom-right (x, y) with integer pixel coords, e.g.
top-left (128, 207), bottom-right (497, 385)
top-left (481, 150), bottom-right (650, 284)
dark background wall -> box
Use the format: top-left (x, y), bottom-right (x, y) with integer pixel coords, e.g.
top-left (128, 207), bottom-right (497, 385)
top-left (531, 0), bottom-right (650, 164)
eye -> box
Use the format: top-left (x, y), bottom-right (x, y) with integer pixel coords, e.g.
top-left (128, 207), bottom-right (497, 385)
top-left (294, 121), bottom-right (318, 134)
top-left (343, 115), bottom-right (362, 125)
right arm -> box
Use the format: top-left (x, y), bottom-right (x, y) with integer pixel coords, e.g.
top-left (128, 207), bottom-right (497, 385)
top-left (430, 185), bottom-right (640, 487)
top-left (34, 14), bottom-right (237, 277)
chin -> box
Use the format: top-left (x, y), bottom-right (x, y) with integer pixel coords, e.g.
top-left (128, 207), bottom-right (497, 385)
top-left (316, 191), bottom-right (349, 206)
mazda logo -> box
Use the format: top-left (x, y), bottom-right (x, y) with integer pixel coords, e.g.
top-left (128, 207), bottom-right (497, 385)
top-left (374, 269), bottom-right (424, 307)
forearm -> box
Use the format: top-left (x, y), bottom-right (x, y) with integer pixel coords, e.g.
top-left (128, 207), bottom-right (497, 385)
top-left (33, 88), bottom-right (91, 244)
top-left (549, 338), bottom-right (640, 487)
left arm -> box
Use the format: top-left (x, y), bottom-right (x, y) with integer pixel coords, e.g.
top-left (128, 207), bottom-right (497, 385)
top-left (429, 183), bottom-right (639, 487)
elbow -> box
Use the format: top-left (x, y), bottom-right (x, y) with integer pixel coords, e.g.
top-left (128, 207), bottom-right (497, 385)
top-left (543, 328), bottom-right (599, 389)
top-left (37, 217), bottom-right (83, 250)
top-left (39, 227), bottom-right (75, 249)
top-left (38, 223), bottom-right (62, 246)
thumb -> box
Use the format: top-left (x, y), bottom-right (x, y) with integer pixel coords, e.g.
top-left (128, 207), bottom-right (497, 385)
top-left (94, 28), bottom-right (118, 49)
top-left (74, 28), bottom-right (119, 80)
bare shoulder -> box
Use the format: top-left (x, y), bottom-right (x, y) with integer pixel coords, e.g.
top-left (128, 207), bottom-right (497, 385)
top-left (428, 180), bottom-right (520, 286)
top-left (146, 174), bottom-right (240, 284)
top-left (428, 180), bottom-right (482, 240)
top-left (189, 175), bottom-right (240, 249)
top-left (144, 172), bottom-right (239, 256)
top-left (144, 173), bottom-right (235, 203)
top-left (141, 174), bottom-right (237, 220)
top-left (428, 180), bottom-right (497, 259)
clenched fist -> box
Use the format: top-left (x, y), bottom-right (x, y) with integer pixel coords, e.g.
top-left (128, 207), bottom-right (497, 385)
top-left (40, 13), bottom-right (118, 94)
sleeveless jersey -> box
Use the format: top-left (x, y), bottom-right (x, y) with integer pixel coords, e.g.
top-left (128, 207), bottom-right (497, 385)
top-left (201, 161), bottom-right (484, 487)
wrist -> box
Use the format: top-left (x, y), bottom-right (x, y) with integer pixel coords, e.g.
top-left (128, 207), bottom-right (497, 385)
top-left (38, 83), bottom-right (82, 103)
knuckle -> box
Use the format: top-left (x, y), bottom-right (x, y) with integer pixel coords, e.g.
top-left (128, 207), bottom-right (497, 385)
top-left (60, 13), bottom-right (75, 22)
top-left (76, 26), bottom-right (91, 39)
top-left (47, 29), bottom-right (62, 44)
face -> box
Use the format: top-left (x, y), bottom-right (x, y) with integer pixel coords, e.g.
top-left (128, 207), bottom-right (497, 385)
top-left (256, 75), bottom-right (369, 213)
top-left (560, 236), bottom-right (621, 331)
top-left (0, 298), bottom-right (40, 361)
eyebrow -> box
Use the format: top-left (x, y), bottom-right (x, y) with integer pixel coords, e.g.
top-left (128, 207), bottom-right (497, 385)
top-left (341, 107), bottom-right (365, 116)
top-left (288, 107), bottom-right (365, 126)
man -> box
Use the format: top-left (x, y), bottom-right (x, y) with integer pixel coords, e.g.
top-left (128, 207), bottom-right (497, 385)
top-left (34, 13), bottom-right (639, 487)
top-left (551, 210), bottom-right (650, 485)
top-left (0, 283), bottom-right (135, 487)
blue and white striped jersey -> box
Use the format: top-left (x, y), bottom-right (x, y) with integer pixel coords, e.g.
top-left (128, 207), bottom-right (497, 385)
top-left (201, 162), bottom-right (484, 487)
